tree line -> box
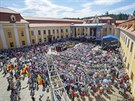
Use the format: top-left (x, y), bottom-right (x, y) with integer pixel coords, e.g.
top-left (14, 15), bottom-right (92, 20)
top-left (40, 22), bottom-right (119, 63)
top-left (64, 11), bottom-right (135, 20)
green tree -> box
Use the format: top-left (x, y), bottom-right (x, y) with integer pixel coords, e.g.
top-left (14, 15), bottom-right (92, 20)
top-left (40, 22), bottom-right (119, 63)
top-left (105, 11), bottom-right (109, 16)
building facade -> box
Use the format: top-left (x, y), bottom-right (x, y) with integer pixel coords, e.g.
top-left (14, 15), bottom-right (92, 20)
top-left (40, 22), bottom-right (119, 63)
top-left (29, 24), bottom-right (71, 44)
top-left (0, 7), bottom-right (135, 98)
top-left (0, 8), bottom-right (114, 49)
top-left (70, 23), bottom-right (114, 39)
top-left (115, 19), bottom-right (135, 98)
top-left (0, 8), bottom-right (30, 49)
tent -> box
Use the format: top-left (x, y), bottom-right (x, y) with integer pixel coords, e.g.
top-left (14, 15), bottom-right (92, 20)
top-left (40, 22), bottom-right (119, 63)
top-left (101, 35), bottom-right (119, 49)
top-left (102, 35), bottom-right (119, 41)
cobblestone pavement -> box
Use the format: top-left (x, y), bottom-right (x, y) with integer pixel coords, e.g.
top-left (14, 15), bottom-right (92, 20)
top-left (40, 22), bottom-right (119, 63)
top-left (73, 86), bottom-right (124, 101)
top-left (0, 71), bottom-right (125, 101)
top-left (0, 72), bottom-right (51, 101)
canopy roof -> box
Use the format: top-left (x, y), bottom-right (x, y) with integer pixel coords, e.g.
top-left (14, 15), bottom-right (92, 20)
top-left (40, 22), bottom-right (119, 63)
top-left (102, 35), bottom-right (119, 41)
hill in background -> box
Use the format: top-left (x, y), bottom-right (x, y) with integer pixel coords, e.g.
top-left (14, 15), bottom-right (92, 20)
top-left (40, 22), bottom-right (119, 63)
top-left (64, 11), bottom-right (135, 20)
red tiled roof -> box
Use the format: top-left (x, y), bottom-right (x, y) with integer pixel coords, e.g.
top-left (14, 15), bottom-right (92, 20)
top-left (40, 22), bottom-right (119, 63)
top-left (23, 17), bottom-right (84, 22)
top-left (29, 23), bottom-right (71, 27)
top-left (116, 20), bottom-right (126, 24)
top-left (118, 18), bottom-right (135, 24)
top-left (0, 7), bottom-right (19, 14)
top-left (118, 27), bottom-right (135, 36)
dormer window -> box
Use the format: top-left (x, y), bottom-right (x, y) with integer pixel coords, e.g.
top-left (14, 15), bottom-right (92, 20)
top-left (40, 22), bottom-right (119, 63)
top-left (10, 15), bottom-right (16, 22)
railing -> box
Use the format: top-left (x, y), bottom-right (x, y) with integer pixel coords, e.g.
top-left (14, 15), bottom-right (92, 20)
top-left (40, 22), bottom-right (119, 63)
top-left (46, 55), bottom-right (71, 101)
top-left (111, 94), bottom-right (124, 101)
top-left (118, 18), bottom-right (135, 31)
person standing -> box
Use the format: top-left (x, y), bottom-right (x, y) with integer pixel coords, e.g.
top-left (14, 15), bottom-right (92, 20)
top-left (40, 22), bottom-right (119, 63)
top-left (0, 61), bottom-right (3, 72)
top-left (71, 90), bottom-right (75, 101)
top-left (16, 78), bottom-right (21, 100)
top-left (30, 89), bottom-right (35, 101)
top-left (46, 96), bottom-right (50, 101)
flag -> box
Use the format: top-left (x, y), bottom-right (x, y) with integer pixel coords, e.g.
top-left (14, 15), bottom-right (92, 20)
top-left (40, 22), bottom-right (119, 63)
top-left (22, 65), bottom-right (28, 74)
top-left (26, 71), bottom-right (30, 77)
top-left (6, 64), bottom-right (12, 71)
top-left (38, 75), bottom-right (43, 85)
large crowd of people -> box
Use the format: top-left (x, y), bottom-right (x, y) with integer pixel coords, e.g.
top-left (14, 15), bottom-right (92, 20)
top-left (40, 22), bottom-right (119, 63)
top-left (0, 45), bottom-right (50, 101)
top-left (0, 41), bottom-right (134, 101)
top-left (52, 42), bottom-right (134, 101)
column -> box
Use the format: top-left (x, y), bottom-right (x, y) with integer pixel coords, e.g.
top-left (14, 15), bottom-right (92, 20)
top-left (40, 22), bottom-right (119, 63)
top-left (88, 27), bottom-right (90, 36)
top-left (54, 29), bottom-right (56, 40)
top-left (96, 27), bottom-right (101, 39)
top-left (89, 27), bottom-right (91, 36)
top-left (0, 24), bottom-right (8, 49)
top-left (34, 30), bottom-right (38, 44)
top-left (46, 29), bottom-right (49, 42)
top-left (41, 30), bottom-right (44, 43)
top-left (101, 27), bottom-right (103, 37)
top-left (13, 24), bottom-right (20, 48)
top-left (59, 28), bottom-right (61, 39)
top-left (86, 27), bottom-right (88, 36)
top-left (25, 24), bottom-right (31, 46)
top-left (70, 27), bottom-right (73, 37)
top-left (107, 26), bottom-right (110, 34)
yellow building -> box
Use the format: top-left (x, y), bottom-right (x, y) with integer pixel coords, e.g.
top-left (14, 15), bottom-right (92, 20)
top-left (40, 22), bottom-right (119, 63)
top-left (23, 17), bottom-right (83, 44)
top-left (0, 7), bottom-right (135, 99)
top-left (28, 24), bottom-right (71, 44)
top-left (0, 8), bottom-right (84, 49)
top-left (115, 18), bottom-right (135, 98)
top-left (70, 23), bottom-right (113, 38)
top-left (0, 8), bottom-right (114, 49)
top-left (0, 8), bottom-right (31, 49)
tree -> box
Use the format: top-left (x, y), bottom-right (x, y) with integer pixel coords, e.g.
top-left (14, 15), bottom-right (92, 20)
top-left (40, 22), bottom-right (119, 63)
top-left (105, 11), bottom-right (109, 16)
top-left (133, 11), bottom-right (135, 17)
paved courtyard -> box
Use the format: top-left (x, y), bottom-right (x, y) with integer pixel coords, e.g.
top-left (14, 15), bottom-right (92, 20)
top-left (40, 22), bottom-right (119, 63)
top-left (0, 71), bottom-right (125, 101)
top-left (0, 72), bottom-right (51, 101)
top-left (0, 43), bottom-right (129, 101)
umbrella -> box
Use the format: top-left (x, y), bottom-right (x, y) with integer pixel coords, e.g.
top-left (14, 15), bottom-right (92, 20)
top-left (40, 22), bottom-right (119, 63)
top-left (103, 79), bottom-right (110, 84)
top-left (119, 72), bottom-right (125, 77)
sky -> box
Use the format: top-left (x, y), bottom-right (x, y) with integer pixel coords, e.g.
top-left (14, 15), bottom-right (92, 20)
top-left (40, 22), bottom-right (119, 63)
top-left (0, 0), bottom-right (135, 18)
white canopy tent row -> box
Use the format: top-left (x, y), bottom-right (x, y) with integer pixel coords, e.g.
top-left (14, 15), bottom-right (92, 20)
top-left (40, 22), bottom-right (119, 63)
top-left (46, 55), bottom-right (71, 101)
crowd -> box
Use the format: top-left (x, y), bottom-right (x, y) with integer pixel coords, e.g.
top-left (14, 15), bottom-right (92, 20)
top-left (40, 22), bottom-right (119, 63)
top-left (0, 45), bottom-right (50, 101)
top-left (0, 41), bottom-right (134, 101)
top-left (51, 42), bottom-right (134, 101)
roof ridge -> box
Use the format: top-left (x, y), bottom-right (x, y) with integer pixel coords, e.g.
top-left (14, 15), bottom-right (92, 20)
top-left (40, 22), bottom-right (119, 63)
top-left (0, 7), bottom-right (19, 14)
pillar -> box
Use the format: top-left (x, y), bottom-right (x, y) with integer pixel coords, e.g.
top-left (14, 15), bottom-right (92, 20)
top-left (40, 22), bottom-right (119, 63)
top-left (0, 24), bottom-right (8, 49)
top-left (13, 24), bottom-right (20, 48)
top-left (25, 24), bottom-right (31, 46)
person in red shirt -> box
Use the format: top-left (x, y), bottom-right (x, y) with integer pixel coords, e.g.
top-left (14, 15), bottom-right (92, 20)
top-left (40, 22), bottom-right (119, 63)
top-left (71, 90), bottom-right (75, 101)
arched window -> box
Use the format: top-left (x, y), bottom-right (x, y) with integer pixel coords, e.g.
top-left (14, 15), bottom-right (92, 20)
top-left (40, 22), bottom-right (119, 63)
top-left (10, 15), bottom-right (16, 22)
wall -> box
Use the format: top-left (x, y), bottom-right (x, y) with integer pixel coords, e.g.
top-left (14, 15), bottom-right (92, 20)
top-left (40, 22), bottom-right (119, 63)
top-left (0, 23), bottom-right (29, 49)
top-left (118, 29), bottom-right (135, 98)
top-left (0, 35), bottom-right (2, 49)
top-left (17, 26), bottom-right (28, 47)
top-left (29, 26), bottom-right (71, 44)
top-left (102, 24), bottom-right (114, 36)
top-left (3, 25), bottom-right (16, 49)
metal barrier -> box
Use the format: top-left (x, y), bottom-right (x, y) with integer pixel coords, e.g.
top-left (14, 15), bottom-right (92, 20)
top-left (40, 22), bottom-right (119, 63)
top-left (111, 94), bottom-right (125, 101)
top-left (46, 55), bottom-right (71, 101)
